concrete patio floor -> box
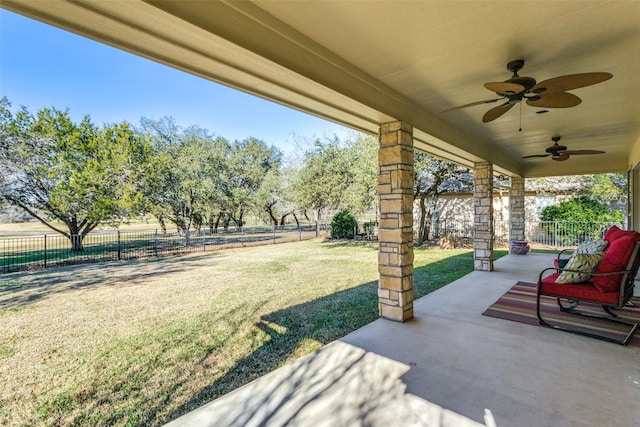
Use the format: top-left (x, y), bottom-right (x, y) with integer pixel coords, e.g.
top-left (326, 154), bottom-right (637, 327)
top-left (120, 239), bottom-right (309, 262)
top-left (166, 252), bottom-right (640, 427)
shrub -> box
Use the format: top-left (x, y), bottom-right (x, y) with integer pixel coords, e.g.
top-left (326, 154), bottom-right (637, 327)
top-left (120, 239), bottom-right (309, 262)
top-left (331, 211), bottom-right (358, 239)
top-left (540, 196), bottom-right (624, 245)
top-left (363, 221), bottom-right (377, 236)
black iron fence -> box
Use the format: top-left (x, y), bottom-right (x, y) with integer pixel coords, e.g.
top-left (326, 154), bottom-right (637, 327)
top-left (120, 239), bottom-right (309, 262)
top-left (3, 219), bottom-right (626, 273)
top-left (1, 224), bottom-right (327, 273)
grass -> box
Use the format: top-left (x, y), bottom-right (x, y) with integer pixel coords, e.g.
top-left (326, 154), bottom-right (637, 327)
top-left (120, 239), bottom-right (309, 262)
top-left (0, 239), bottom-right (507, 426)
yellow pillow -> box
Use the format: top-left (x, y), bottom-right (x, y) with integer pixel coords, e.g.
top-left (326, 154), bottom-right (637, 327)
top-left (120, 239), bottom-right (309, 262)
top-left (575, 239), bottom-right (608, 254)
top-left (556, 253), bottom-right (603, 284)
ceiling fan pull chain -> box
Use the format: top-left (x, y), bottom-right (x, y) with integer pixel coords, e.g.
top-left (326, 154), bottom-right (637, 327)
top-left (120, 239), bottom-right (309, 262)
top-left (519, 102), bottom-right (522, 132)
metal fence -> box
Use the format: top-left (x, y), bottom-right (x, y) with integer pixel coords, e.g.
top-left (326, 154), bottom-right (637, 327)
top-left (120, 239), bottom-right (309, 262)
top-left (3, 219), bottom-right (626, 273)
top-left (429, 218), bottom-right (622, 248)
top-left (1, 224), bottom-right (327, 273)
top-left (428, 218), bottom-right (508, 246)
top-left (431, 218), bottom-right (474, 239)
top-left (525, 221), bottom-right (622, 248)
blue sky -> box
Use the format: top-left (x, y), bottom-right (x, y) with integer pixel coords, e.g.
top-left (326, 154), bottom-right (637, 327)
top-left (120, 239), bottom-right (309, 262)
top-left (0, 9), bottom-right (354, 154)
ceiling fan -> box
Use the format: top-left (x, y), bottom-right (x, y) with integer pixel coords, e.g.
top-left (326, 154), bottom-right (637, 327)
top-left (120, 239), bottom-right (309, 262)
top-left (522, 136), bottom-right (605, 161)
top-left (442, 60), bottom-right (612, 123)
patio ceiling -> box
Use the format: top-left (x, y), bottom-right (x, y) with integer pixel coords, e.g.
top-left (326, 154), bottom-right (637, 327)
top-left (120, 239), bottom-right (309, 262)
top-left (3, 1), bottom-right (640, 178)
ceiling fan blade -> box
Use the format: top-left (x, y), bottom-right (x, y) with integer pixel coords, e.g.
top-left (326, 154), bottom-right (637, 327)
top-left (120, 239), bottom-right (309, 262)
top-left (526, 92), bottom-right (581, 108)
top-left (482, 102), bottom-right (515, 122)
top-left (562, 150), bottom-right (606, 155)
top-left (440, 98), bottom-right (503, 113)
top-left (483, 82), bottom-right (525, 95)
top-left (522, 154), bottom-right (550, 159)
top-left (532, 72), bottom-right (612, 93)
top-left (552, 153), bottom-right (571, 161)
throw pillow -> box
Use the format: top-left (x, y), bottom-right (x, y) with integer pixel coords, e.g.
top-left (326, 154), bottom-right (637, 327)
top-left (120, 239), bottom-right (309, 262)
top-left (575, 239), bottom-right (608, 254)
top-left (592, 233), bottom-right (640, 292)
top-left (555, 253), bottom-right (603, 284)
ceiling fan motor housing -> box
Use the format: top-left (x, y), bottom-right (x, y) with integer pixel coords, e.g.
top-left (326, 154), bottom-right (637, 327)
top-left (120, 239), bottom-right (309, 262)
top-left (506, 76), bottom-right (537, 93)
top-left (546, 136), bottom-right (567, 153)
top-left (546, 144), bottom-right (567, 153)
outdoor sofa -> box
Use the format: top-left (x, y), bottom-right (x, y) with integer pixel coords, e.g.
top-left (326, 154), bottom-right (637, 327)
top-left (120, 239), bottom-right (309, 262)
top-left (536, 225), bottom-right (640, 345)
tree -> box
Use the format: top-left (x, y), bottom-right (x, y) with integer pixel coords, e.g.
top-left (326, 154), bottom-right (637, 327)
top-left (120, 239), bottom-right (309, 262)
top-left (225, 137), bottom-right (283, 228)
top-left (527, 173), bottom-right (628, 208)
top-left (413, 152), bottom-right (472, 245)
top-left (0, 98), bottom-right (152, 250)
top-left (138, 117), bottom-right (181, 233)
top-left (294, 139), bottom-right (353, 236)
top-left (588, 173), bottom-right (627, 211)
top-left (342, 134), bottom-right (378, 214)
top-left (255, 167), bottom-right (299, 227)
top-left (141, 117), bottom-right (229, 238)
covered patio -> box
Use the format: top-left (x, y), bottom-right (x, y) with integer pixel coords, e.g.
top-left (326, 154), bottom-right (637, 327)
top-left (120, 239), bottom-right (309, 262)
top-left (4, 0), bottom-right (640, 319)
top-left (167, 251), bottom-right (640, 427)
top-left (3, 1), bottom-right (639, 426)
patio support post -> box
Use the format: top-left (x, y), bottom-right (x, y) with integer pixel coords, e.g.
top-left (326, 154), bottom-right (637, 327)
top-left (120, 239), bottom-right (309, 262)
top-left (509, 176), bottom-right (526, 248)
top-left (377, 121), bottom-right (414, 321)
top-left (473, 162), bottom-right (494, 271)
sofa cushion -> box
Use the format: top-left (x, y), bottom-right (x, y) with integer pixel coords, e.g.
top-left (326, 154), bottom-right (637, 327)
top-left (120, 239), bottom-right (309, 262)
top-left (555, 253), bottom-right (603, 284)
top-left (540, 273), bottom-right (621, 305)
top-left (604, 225), bottom-right (636, 244)
top-left (592, 233), bottom-right (640, 292)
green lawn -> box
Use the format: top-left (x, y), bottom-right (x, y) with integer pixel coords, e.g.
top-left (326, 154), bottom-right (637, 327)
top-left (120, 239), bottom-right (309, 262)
top-left (0, 239), bottom-right (506, 426)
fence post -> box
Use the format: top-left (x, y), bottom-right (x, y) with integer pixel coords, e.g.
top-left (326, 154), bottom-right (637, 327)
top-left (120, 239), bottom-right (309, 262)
top-left (154, 229), bottom-right (158, 256)
top-left (299, 225), bottom-right (302, 241)
top-left (273, 225), bottom-right (276, 244)
top-left (118, 230), bottom-right (121, 260)
top-left (241, 227), bottom-right (244, 245)
top-left (43, 234), bottom-right (47, 269)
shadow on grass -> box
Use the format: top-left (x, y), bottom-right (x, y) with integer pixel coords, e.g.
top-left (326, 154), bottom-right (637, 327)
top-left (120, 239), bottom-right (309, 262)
top-left (0, 253), bottom-right (221, 310)
top-left (162, 249), bottom-right (502, 425)
top-left (162, 280), bottom-right (379, 424)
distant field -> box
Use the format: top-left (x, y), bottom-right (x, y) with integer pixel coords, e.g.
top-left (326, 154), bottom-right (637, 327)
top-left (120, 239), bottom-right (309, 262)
top-left (0, 217), bottom-right (311, 236)
top-left (0, 218), bottom-right (163, 236)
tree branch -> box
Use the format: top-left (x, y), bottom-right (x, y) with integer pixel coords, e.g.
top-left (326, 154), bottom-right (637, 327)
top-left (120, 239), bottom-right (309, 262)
top-left (6, 198), bottom-right (70, 237)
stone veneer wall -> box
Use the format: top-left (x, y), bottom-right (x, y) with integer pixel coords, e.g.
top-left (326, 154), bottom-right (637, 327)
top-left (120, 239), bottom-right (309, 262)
top-left (473, 162), bottom-right (493, 271)
top-left (509, 176), bottom-right (526, 243)
top-left (377, 122), bottom-right (414, 321)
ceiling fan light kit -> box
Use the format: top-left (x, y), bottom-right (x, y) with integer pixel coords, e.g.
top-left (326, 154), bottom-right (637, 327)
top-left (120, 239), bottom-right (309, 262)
top-left (443, 59), bottom-right (612, 123)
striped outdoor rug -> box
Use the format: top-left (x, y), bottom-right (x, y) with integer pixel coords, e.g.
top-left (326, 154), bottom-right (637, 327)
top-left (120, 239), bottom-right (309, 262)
top-left (482, 281), bottom-right (640, 347)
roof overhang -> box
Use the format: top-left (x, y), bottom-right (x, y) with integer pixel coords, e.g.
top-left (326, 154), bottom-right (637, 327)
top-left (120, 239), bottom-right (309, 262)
top-left (3, 1), bottom-right (639, 178)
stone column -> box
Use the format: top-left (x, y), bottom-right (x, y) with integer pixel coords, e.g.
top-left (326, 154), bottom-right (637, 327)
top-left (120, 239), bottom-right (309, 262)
top-left (378, 121), bottom-right (414, 322)
top-left (473, 162), bottom-right (493, 271)
top-left (509, 176), bottom-right (526, 247)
